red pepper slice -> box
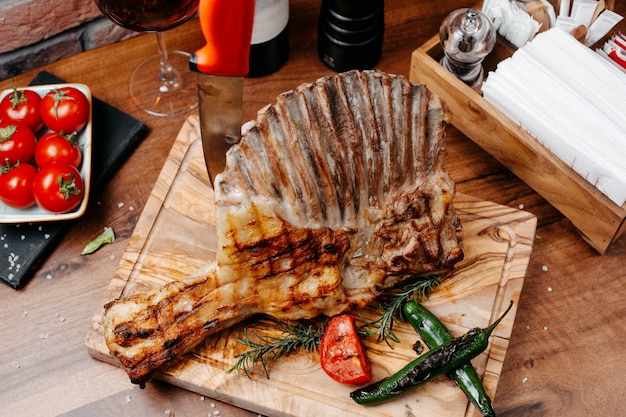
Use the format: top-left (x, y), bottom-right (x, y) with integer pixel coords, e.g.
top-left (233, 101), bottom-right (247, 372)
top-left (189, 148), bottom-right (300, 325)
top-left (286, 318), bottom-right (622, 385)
top-left (320, 314), bottom-right (372, 385)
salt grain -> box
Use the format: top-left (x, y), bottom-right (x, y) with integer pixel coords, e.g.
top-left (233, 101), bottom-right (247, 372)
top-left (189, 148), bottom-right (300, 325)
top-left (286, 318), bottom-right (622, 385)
top-left (118, 202), bottom-right (125, 208)
top-left (44, 234), bottom-right (50, 239)
top-left (518, 203), bottom-right (525, 209)
top-left (39, 332), bottom-right (49, 339)
top-left (543, 326), bottom-right (548, 331)
top-left (23, 310), bottom-right (28, 316)
top-left (7, 252), bottom-right (21, 276)
top-left (547, 287), bottom-right (553, 292)
top-left (125, 395), bottom-right (132, 403)
top-left (110, 254), bottom-right (116, 260)
top-left (522, 377), bottom-right (528, 383)
top-left (20, 235), bottom-right (25, 240)
top-left (541, 265), bottom-right (548, 272)
top-left (46, 274), bottom-right (53, 280)
top-left (200, 396), bottom-right (205, 401)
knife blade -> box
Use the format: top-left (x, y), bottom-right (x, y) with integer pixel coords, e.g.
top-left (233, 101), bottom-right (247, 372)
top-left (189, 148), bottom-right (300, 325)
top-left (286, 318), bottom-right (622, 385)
top-left (189, 0), bottom-right (255, 185)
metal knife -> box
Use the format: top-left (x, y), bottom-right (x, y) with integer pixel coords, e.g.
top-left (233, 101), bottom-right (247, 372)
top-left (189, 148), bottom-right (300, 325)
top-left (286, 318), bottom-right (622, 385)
top-left (189, 0), bottom-right (255, 185)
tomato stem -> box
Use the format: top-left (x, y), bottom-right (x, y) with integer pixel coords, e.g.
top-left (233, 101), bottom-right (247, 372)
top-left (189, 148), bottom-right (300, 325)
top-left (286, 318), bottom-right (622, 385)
top-left (0, 125), bottom-right (17, 142)
top-left (9, 87), bottom-right (29, 110)
top-left (57, 173), bottom-right (82, 200)
top-left (50, 88), bottom-right (77, 120)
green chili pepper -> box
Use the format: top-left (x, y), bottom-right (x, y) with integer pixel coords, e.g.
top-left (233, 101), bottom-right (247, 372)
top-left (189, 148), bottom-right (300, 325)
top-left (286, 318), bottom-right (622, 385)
top-left (350, 301), bottom-right (513, 406)
top-left (403, 300), bottom-right (496, 416)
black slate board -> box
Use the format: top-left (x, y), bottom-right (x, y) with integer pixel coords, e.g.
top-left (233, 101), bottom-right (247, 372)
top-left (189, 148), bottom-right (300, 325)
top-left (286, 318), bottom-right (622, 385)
top-left (0, 71), bottom-right (149, 290)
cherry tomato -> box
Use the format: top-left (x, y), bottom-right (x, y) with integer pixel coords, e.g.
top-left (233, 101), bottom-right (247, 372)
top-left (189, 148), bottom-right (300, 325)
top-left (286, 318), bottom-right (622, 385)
top-left (35, 131), bottom-right (82, 169)
top-left (40, 87), bottom-right (89, 133)
top-left (0, 120), bottom-right (37, 165)
top-left (0, 161), bottom-right (37, 209)
top-left (0, 87), bottom-right (43, 133)
top-left (320, 314), bottom-right (372, 385)
top-left (32, 164), bottom-right (84, 213)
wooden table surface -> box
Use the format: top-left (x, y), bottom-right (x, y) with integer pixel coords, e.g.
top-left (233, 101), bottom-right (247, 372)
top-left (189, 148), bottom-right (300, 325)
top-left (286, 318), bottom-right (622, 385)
top-left (1, 1), bottom-right (625, 416)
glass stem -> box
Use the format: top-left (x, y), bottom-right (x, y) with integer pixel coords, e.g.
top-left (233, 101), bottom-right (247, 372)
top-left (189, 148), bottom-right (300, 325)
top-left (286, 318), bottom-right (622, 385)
top-left (154, 31), bottom-right (179, 91)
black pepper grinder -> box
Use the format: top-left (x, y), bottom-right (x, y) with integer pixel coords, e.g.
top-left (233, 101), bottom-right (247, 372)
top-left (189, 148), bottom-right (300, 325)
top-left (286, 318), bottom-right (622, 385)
top-left (317, 0), bottom-right (384, 72)
top-left (248, 0), bottom-right (290, 77)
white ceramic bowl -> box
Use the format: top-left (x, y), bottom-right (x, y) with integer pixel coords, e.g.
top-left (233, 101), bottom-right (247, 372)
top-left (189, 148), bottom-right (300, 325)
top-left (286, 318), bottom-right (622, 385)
top-left (0, 83), bottom-right (92, 223)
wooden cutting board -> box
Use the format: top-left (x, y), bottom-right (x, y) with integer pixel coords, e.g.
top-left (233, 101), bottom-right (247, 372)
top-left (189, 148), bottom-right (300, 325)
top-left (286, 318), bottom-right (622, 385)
top-left (86, 115), bottom-right (537, 417)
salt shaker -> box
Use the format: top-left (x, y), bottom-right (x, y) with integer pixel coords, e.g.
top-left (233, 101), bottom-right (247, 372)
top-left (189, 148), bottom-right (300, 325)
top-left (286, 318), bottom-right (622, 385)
top-left (439, 8), bottom-right (495, 90)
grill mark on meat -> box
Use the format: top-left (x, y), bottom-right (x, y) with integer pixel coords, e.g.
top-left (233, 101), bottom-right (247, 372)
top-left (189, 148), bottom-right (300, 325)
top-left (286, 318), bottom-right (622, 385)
top-left (391, 76), bottom-right (412, 185)
top-left (272, 92), bottom-right (314, 220)
top-left (224, 127), bottom-right (269, 198)
top-left (252, 114), bottom-right (287, 200)
top-left (339, 71), bottom-right (381, 208)
top-left (326, 75), bottom-right (365, 218)
top-left (410, 83), bottom-right (428, 176)
top-left (232, 224), bottom-right (350, 279)
top-left (289, 91), bottom-right (341, 225)
top-left (366, 72), bottom-right (394, 199)
top-left (306, 82), bottom-right (354, 225)
top-left (298, 86), bottom-right (348, 225)
top-left (275, 91), bottom-right (329, 223)
top-left (427, 96), bottom-right (451, 173)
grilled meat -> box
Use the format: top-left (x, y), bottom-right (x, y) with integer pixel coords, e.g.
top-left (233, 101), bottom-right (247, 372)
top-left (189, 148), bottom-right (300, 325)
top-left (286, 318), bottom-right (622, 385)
top-left (103, 70), bottom-right (463, 386)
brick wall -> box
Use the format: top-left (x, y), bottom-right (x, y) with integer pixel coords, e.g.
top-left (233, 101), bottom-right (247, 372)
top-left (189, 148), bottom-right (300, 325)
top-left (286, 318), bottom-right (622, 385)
top-left (0, 0), bottom-right (140, 81)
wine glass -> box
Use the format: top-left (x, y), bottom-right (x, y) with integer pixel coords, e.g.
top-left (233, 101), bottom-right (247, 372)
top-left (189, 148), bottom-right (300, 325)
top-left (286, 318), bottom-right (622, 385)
top-left (94, 0), bottom-right (200, 117)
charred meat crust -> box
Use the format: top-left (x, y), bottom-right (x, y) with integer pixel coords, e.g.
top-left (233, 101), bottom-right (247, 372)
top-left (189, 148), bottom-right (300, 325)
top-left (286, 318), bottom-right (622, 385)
top-left (103, 70), bottom-right (464, 386)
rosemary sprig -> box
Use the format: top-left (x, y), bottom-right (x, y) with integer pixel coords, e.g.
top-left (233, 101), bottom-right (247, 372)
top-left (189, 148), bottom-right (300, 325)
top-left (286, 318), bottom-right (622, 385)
top-left (359, 274), bottom-right (441, 346)
top-left (228, 274), bottom-right (441, 377)
top-left (227, 319), bottom-right (327, 378)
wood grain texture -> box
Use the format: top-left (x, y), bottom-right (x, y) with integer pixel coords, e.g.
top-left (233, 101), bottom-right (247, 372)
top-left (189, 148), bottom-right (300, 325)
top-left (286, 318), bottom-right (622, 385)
top-left (86, 115), bottom-right (537, 417)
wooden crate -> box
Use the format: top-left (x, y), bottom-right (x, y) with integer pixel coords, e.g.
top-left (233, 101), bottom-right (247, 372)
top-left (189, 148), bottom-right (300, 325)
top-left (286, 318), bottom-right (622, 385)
top-left (410, 34), bottom-right (626, 254)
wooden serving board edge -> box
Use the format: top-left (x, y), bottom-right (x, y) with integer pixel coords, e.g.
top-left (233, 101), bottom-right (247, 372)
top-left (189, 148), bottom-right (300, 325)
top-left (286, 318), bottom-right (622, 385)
top-left (86, 115), bottom-right (537, 417)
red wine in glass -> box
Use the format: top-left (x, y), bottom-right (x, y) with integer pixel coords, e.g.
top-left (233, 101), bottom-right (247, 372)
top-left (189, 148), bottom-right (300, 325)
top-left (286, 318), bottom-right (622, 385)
top-left (95, 0), bottom-right (199, 32)
top-left (94, 0), bottom-right (200, 117)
